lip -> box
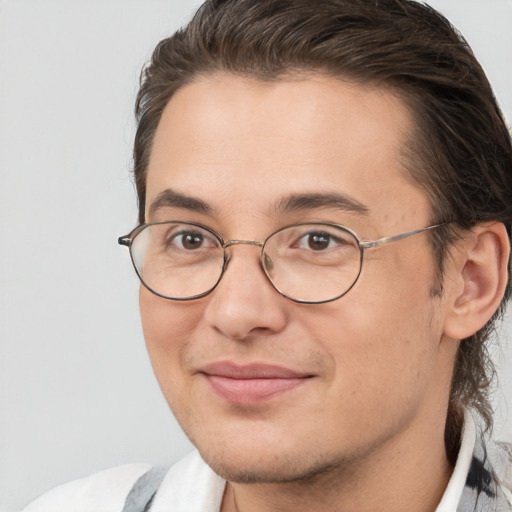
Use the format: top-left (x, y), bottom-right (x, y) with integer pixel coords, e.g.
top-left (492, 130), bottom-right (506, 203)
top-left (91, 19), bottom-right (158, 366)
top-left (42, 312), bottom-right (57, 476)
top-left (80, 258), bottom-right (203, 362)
top-left (200, 362), bottom-right (313, 406)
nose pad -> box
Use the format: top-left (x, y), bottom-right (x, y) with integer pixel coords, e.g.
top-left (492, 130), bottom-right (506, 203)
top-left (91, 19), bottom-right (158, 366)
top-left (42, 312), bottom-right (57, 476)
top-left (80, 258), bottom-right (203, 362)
top-left (223, 250), bottom-right (232, 267)
top-left (262, 252), bottom-right (274, 275)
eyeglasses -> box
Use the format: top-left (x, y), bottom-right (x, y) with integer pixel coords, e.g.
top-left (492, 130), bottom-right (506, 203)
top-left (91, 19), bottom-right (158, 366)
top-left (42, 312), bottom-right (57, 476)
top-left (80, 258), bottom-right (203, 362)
top-left (118, 221), bottom-right (445, 304)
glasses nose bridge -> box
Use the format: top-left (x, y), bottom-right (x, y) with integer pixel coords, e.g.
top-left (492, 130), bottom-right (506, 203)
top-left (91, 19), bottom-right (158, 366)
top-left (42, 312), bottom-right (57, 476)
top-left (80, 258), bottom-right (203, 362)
top-left (221, 239), bottom-right (266, 273)
top-left (223, 239), bottom-right (263, 249)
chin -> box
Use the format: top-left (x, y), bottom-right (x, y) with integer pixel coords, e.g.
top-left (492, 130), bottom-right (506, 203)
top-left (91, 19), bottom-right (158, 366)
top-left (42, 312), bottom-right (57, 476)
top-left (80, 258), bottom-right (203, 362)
top-left (198, 445), bottom-right (352, 484)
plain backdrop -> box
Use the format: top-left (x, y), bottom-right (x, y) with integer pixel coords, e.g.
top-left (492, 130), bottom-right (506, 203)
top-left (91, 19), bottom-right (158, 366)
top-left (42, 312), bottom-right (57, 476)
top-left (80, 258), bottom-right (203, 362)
top-left (0, 1), bottom-right (511, 511)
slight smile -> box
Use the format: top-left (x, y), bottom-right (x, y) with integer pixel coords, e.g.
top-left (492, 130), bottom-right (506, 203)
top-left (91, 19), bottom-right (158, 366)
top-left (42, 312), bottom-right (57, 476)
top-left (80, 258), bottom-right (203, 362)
top-left (200, 362), bottom-right (314, 406)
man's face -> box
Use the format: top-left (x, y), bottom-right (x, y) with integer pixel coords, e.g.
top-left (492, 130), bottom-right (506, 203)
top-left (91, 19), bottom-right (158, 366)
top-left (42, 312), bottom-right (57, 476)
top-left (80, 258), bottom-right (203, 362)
top-left (140, 73), bottom-right (455, 482)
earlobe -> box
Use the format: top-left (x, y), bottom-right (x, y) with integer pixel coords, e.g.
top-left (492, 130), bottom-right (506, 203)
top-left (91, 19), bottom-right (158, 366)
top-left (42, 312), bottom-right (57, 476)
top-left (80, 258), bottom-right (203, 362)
top-left (443, 222), bottom-right (510, 340)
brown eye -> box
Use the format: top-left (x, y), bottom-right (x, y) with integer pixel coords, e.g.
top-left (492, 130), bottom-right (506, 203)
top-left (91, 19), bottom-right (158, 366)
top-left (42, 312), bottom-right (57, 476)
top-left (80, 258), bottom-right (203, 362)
top-left (307, 232), bottom-right (331, 251)
top-left (165, 230), bottom-right (210, 252)
top-left (180, 232), bottom-right (204, 250)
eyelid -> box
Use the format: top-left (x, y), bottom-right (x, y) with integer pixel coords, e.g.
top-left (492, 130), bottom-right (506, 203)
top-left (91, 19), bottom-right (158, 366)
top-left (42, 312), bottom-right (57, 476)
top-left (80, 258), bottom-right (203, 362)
top-left (297, 231), bottom-right (346, 248)
top-left (171, 227), bottom-right (218, 243)
top-left (152, 220), bottom-right (221, 236)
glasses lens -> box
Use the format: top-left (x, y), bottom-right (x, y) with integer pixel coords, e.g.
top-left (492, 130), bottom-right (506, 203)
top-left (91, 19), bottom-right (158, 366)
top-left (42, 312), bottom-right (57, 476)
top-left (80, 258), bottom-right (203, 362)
top-left (262, 224), bottom-right (362, 303)
top-left (130, 222), bottom-right (224, 299)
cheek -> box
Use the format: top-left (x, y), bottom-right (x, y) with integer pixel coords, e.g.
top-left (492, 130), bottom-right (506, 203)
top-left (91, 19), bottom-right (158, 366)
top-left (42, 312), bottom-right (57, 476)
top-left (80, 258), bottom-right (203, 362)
top-left (309, 248), bottom-right (442, 399)
top-left (308, 307), bottom-right (441, 445)
top-left (139, 287), bottom-right (203, 386)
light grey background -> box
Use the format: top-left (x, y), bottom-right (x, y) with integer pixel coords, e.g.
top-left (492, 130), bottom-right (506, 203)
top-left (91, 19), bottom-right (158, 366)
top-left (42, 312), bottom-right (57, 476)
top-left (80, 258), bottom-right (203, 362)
top-left (0, 1), bottom-right (511, 511)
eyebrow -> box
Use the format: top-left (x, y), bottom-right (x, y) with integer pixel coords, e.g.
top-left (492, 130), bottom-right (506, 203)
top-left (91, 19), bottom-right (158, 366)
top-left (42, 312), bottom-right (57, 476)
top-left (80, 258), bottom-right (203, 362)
top-left (273, 192), bottom-right (369, 216)
top-left (148, 189), bottom-right (369, 220)
top-left (149, 189), bottom-right (214, 217)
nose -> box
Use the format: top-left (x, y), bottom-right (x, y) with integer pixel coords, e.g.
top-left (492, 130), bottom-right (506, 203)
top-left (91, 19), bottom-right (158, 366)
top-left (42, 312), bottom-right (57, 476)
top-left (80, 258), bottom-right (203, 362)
top-left (203, 243), bottom-right (288, 341)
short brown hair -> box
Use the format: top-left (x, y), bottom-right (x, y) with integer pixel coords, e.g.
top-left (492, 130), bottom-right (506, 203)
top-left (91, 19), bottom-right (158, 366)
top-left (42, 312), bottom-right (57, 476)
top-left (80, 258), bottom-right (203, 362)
top-left (133, 0), bottom-right (512, 453)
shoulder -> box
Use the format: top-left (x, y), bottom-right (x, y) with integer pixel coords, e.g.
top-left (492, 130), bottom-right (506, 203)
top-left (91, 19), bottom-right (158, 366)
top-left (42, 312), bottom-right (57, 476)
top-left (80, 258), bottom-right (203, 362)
top-left (22, 451), bottom-right (226, 512)
top-left (149, 450), bottom-right (226, 512)
top-left (491, 440), bottom-right (512, 505)
top-left (22, 463), bottom-right (152, 512)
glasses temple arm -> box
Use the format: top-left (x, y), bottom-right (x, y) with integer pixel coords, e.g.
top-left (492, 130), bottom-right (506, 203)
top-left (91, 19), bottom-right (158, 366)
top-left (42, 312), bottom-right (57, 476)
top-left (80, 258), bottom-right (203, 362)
top-left (359, 223), bottom-right (447, 250)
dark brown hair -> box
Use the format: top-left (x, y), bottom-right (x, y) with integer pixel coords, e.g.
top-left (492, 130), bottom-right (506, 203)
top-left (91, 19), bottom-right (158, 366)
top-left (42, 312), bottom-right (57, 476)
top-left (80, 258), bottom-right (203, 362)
top-left (133, 0), bottom-right (512, 454)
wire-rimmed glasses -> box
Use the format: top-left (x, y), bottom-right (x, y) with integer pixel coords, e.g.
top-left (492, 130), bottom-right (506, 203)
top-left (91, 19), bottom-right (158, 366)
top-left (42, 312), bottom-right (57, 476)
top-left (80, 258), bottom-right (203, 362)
top-left (118, 221), bottom-right (445, 304)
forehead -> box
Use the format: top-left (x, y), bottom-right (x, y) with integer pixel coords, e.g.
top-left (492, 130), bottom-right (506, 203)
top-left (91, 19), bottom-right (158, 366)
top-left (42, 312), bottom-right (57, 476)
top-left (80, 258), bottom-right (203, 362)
top-left (146, 73), bottom-right (429, 230)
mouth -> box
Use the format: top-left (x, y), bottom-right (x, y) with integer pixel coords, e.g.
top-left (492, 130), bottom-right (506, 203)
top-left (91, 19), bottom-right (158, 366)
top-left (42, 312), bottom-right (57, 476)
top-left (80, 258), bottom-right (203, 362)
top-left (199, 362), bottom-right (314, 406)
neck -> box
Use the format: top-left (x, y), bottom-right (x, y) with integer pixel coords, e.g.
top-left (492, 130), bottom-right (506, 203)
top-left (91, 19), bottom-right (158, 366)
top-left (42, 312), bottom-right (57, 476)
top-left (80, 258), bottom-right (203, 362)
top-left (221, 411), bottom-right (454, 512)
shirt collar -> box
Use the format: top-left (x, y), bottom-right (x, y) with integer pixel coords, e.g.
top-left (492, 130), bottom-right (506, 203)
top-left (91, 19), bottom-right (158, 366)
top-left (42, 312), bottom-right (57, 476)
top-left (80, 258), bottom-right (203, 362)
top-left (436, 409), bottom-right (512, 512)
top-left (435, 409), bottom-right (476, 512)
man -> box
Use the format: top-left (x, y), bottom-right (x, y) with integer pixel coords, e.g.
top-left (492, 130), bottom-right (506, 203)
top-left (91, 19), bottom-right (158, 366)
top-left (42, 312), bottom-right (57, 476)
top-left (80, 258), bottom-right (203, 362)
top-left (24, 0), bottom-right (512, 511)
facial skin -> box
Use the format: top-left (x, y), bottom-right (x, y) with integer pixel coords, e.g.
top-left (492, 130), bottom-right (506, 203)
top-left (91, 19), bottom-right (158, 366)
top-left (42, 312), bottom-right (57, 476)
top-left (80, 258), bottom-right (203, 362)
top-left (140, 73), bottom-right (463, 511)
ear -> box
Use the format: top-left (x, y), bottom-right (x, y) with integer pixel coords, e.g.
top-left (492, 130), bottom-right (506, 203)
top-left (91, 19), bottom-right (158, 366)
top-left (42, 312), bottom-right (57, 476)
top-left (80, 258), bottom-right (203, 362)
top-left (443, 222), bottom-right (510, 340)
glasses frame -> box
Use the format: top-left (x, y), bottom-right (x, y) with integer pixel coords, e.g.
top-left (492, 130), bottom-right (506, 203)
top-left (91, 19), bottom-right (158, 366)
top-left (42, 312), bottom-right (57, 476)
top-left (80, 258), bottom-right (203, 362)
top-left (118, 221), bottom-right (446, 304)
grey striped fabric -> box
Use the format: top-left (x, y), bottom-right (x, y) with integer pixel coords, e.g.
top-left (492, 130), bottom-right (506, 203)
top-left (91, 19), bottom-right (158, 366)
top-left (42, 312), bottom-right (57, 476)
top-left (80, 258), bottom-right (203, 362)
top-left (457, 436), bottom-right (512, 511)
top-left (121, 466), bottom-right (169, 512)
